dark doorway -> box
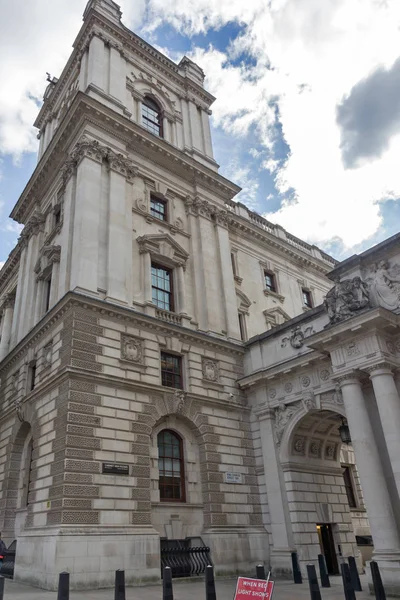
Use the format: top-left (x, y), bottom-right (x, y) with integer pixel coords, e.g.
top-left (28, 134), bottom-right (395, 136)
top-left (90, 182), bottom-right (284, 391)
top-left (317, 524), bottom-right (339, 575)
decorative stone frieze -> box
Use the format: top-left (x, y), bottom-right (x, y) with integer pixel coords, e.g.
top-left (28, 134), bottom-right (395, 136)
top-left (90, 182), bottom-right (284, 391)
top-left (202, 358), bottom-right (220, 383)
top-left (120, 334), bottom-right (143, 363)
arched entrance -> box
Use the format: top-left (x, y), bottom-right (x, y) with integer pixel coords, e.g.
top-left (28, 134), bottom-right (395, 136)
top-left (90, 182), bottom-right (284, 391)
top-left (281, 408), bottom-right (366, 574)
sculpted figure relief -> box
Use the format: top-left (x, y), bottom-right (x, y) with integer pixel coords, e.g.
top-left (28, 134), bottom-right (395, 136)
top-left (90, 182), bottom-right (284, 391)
top-left (274, 401), bottom-right (299, 445)
top-left (367, 260), bottom-right (400, 311)
top-left (324, 276), bottom-right (370, 325)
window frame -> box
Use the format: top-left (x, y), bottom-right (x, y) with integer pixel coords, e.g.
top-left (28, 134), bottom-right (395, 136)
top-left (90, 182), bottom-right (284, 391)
top-left (150, 194), bottom-right (168, 222)
top-left (160, 352), bottom-right (183, 390)
top-left (142, 96), bottom-right (163, 138)
top-left (238, 312), bottom-right (247, 341)
top-left (343, 466), bottom-right (357, 509)
top-left (302, 288), bottom-right (313, 308)
top-left (28, 361), bottom-right (37, 392)
top-left (157, 429), bottom-right (186, 503)
top-left (151, 263), bottom-right (174, 312)
top-left (264, 270), bottom-right (277, 293)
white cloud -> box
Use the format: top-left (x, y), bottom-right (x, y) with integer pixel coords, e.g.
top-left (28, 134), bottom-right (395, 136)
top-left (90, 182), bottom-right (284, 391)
top-left (1, 0), bottom-right (400, 252)
top-left (0, 0), bottom-right (145, 158)
top-left (144, 0), bottom-right (400, 249)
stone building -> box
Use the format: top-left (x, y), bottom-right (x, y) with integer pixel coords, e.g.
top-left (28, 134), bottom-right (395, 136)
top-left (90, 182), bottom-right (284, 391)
top-left (0, 0), bottom-right (399, 594)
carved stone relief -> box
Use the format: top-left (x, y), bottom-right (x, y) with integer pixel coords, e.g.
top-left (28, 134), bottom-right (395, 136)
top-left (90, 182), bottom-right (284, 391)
top-left (274, 401), bottom-right (301, 445)
top-left (302, 392), bottom-right (316, 412)
top-left (42, 344), bottom-right (53, 369)
top-left (202, 358), bottom-right (219, 383)
top-left (121, 335), bottom-right (143, 363)
top-left (281, 325), bottom-right (314, 349)
top-left (324, 276), bottom-right (370, 325)
top-left (366, 260), bottom-right (400, 311)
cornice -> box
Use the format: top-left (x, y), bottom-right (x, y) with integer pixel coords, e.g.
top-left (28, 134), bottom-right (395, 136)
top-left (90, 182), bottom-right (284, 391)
top-left (12, 94), bottom-right (240, 224)
top-left (228, 216), bottom-right (334, 275)
top-left (0, 291), bottom-right (244, 376)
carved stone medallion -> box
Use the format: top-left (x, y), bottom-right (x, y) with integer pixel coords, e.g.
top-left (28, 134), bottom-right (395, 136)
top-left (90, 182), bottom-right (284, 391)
top-left (43, 344), bottom-right (52, 368)
top-left (121, 335), bottom-right (143, 363)
top-left (202, 358), bottom-right (219, 383)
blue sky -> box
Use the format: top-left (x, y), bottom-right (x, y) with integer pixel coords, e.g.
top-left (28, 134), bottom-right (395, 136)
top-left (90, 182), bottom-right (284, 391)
top-left (1, 0), bottom-right (400, 267)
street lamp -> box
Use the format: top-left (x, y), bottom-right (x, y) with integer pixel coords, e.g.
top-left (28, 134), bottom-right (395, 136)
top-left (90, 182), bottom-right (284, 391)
top-left (339, 418), bottom-right (351, 444)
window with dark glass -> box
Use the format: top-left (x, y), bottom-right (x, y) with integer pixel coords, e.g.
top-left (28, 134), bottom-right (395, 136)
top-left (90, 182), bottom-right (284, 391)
top-left (302, 289), bottom-right (313, 308)
top-left (54, 205), bottom-right (61, 226)
top-left (161, 352), bottom-right (182, 389)
top-left (343, 466), bottom-right (357, 508)
top-left (264, 271), bottom-right (277, 292)
top-left (238, 312), bottom-right (247, 341)
top-left (28, 362), bottom-right (37, 392)
top-left (142, 96), bottom-right (163, 137)
top-left (44, 277), bottom-right (52, 312)
top-left (151, 264), bottom-right (173, 311)
top-left (157, 429), bottom-right (185, 502)
top-left (150, 194), bottom-right (167, 221)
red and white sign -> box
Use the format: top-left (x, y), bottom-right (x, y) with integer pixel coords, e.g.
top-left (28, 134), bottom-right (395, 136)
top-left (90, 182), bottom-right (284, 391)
top-left (234, 576), bottom-right (274, 599)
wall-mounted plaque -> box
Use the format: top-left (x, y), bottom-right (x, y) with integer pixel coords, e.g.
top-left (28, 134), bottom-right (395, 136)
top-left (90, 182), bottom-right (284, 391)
top-left (102, 463), bottom-right (130, 476)
top-left (225, 472), bottom-right (243, 484)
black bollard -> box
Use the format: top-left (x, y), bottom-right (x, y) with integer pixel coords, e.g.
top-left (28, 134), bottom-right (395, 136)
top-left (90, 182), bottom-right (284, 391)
top-left (291, 552), bottom-right (303, 584)
top-left (114, 569), bottom-right (126, 600)
top-left (370, 561), bottom-right (387, 600)
top-left (317, 554), bottom-right (330, 588)
top-left (163, 566), bottom-right (174, 600)
top-left (205, 564), bottom-right (217, 600)
top-left (57, 572), bottom-right (70, 600)
top-left (0, 576), bottom-right (4, 600)
top-left (306, 564), bottom-right (322, 600)
top-left (348, 556), bottom-right (362, 592)
top-left (341, 562), bottom-right (356, 600)
top-left (256, 564), bottom-right (266, 580)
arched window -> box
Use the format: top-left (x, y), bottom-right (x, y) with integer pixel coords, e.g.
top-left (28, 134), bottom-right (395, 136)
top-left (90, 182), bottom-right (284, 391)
top-left (142, 96), bottom-right (163, 137)
top-left (157, 429), bottom-right (185, 502)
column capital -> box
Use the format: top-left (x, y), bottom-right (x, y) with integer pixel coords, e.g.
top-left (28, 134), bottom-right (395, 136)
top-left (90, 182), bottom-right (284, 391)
top-left (253, 403), bottom-right (274, 421)
top-left (364, 362), bottom-right (395, 377)
top-left (1, 293), bottom-right (15, 310)
top-left (332, 371), bottom-right (362, 387)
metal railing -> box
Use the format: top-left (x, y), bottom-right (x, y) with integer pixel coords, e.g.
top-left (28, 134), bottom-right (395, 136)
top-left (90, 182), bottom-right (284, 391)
top-left (160, 542), bottom-right (212, 578)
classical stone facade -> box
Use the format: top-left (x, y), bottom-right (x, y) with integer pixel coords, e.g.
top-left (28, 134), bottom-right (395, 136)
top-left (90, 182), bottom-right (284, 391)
top-left (0, 0), bottom-right (398, 594)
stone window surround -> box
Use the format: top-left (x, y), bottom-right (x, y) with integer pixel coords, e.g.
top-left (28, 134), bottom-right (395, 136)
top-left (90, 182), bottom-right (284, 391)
top-left (297, 277), bottom-right (315, 311)
top-left (259, 260), bottom-right (285, 303)
top-left (130, 87), bottom-right (180, 147)
top-left (230, 248), bottom-right (243, 285)
top-left (151, 416), bottom-right (202, 506)
top-left (137, 234), bottom-right (189, 318)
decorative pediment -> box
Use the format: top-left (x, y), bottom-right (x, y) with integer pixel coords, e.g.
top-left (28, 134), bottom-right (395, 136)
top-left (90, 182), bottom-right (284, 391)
top-left (137, 234), bottom-right (189, 267)
top-left (263, 307), bottom-right (291, 330)
top-left (236, 289), bottom-right (252, 314)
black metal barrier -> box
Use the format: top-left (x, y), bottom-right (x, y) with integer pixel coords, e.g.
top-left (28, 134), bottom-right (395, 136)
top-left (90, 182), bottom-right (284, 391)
top-left (317, 554), bottom-right (330, 588)
top-left (161, 544), bottom-right (212, 578)
top-left (291, 551), bottom-right (303, 584)
top-left (307, 564), bottom-right (322, 600)
top-left (371, 560), bottom-right (387, 600)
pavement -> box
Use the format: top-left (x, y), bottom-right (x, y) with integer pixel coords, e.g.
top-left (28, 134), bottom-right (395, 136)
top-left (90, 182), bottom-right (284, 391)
top-left (2, 574), bottom-right (374, 599)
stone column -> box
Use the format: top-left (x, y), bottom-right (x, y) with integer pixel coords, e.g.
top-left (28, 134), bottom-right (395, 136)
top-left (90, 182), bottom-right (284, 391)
top-left (142, 251), bottom-right (152, 304)
top-left (368, 363), bottom-right (400, 499)
top-left (0, 295), bottom-right (15, 361)
top-left (177, 264), bottom-right (187, 315)
top-left (185, 199), bottom-right (208, 331)
top-left (255, 405), bottom-right (294, 576)
top-left (339, 373), bottom-right (400, 553)
top-left (106, 158), bottom-right (135, 305)
top-left (87, 35), bottom-right (104, 91)
top-left (215, 214), bottom-right (240, 340)
top-left (201, 109), bottom-right (214, 158)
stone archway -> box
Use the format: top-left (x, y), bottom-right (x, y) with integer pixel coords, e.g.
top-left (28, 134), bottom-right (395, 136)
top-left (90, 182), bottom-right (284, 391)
top-left (1, 421), bottom-right (33, 543)
top-left (280, 407), bottom-right (365, 574)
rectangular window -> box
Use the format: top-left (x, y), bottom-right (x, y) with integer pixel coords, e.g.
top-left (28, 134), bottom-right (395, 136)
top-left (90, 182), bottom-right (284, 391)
top-left (302, 289), bottom-right (313, 308)
top-left (54, 205), bottom-right (61, 226)
top-left (28, 362), bottom-right (37, 392)
top-left (238, 312), bottom-right (247, 341)
top-left (264, 271), bottom-right (277, 292)
top-left (152, 264), bottom-right (174, 311)
top-left (343, 466), bottom-right (357, 508)
top-left (161, 352), bottom-right (182, 389)
top-left (150, 195), bottom-right (167, 221)
top-left (44, 277), bottom-right (52, 312)
top-left (231, 252), bottom-right (237, 276)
